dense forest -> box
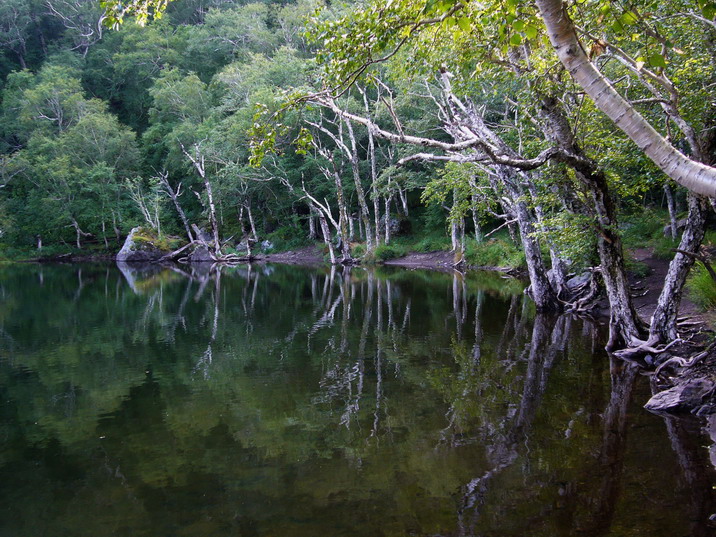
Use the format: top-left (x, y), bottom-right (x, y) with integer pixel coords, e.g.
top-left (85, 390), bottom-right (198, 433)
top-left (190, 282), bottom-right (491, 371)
top-left (1, 0), bottom-right (716, 354)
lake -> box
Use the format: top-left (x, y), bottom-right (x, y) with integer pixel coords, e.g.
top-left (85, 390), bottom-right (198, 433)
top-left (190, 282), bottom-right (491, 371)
top-left (0, 263), bottom-right (714, 536)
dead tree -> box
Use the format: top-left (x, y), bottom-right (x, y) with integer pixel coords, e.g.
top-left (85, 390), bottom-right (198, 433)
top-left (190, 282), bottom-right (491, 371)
top-left (181, 142), bottom-right (221, 256)
top-left (157, 170), bottom-right (194, 243)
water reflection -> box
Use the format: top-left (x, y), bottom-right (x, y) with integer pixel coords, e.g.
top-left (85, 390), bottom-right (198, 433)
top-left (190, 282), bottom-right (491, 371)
top-left (0, 263), bottom-right (713, 536)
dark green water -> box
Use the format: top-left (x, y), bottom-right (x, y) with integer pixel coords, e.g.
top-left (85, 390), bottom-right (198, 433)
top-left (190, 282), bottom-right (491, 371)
top-left (0, 263), bottom-right (714, 537)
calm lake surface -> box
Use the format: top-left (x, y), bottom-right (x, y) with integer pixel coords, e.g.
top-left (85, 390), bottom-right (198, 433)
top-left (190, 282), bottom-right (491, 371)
top-left (0, 263), bottom-right (714, 537)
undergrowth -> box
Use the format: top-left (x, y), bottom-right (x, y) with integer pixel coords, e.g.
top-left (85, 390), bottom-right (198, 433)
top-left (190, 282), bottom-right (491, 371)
top-left (464, 237), bottom-right (525, 268)
top-left (687, 264), bottom-right (716, 311)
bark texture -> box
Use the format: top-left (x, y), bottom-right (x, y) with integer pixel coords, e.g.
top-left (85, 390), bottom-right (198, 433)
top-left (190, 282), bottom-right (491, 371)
top-left (536, 0), bottom-right (716, 196)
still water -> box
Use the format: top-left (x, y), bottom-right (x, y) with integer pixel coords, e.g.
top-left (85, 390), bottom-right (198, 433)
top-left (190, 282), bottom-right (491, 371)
top-left (0, 263), bottom-right (714, 537)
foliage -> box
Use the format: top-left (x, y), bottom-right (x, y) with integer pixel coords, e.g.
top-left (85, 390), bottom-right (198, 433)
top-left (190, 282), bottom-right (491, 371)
top-left (350, 242), bottom-right (366, 258)
top-left (373, 243), bottom-right (408, 262)
top-left (464, 237), bottom-right (526, 269)
top-left (687, 264), bottom-right (716, 311)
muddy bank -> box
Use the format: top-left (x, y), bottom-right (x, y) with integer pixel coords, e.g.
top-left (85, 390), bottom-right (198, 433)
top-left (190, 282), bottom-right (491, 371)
top-left (258, 245), bottom-right (325, 266)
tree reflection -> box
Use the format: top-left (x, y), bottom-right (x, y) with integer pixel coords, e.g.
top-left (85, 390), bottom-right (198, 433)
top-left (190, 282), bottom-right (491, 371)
top-left (0, 263), bottom-right (712, 537)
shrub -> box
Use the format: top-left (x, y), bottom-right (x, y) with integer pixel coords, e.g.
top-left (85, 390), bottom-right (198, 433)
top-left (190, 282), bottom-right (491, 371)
top-left (374, 244), bottom-right (406, 261)
top-left (414, 235), bottom-right (451, 252)
top-left (351, 243), bottom-right (366, 258)
top-left (687, 264), bottom-right (716, 311)
top-left (464, 239), bottom-right (525, 269)
top-left (620, 211), bottom-right (668, 249)
top-left (652, 236), bottom-right (678, 260)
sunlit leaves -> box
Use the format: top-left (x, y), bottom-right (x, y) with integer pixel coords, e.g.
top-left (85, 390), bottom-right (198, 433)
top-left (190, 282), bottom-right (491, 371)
top-left (100, 0), bottom-right (174, 28)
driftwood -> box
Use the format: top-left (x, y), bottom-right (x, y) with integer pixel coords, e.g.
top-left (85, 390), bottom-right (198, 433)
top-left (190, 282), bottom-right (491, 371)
top-left (159, 240), bottom-right (254, 264)
top-left (159, 241), bottom-right (198, 262)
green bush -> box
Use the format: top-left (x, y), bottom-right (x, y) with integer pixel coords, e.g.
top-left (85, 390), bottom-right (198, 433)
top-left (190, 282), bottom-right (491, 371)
top-left (414, 235), bottom-right (451, 252)
top-left (265, 225), bottom-right (312, 253)
top-left (620, 211), bottom-right (668, 249)
top-left (464, 239), bottom-right (525, 269)
top-left (652, 235), bottom-right (678, 260)
top-left (374, 243), bottom-right (407, 261)
top-left (351, 243), bottom-right (366, 258)
top-left (687, 264), bottom-right (716, 311)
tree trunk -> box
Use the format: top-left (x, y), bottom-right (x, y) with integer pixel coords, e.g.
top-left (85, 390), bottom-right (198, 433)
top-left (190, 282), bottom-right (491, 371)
top-left (374, 194), bottom-right (382, 245)
top-left (664, 183), bottom-right (678, 240)
top-left (536, 0), bottom-right (716, 196)
top-left (471, 195), bottom-right (481, 242)
top-left (112, 210), bottom-right (121, 240)
top-left (205, 176), bottom-right (220, 253)
top-left (344, 120), bottom-right (374, 252)
top-left (181, 145), bottom-right (220, 253)
top-left (649, 194), bottom-right (707, 342)
top-left (70, 217), bottom-right (90, 249)
top-left (331, 169), bottom-right (352, 263)
top-left (436, 73), bottom-right (559, 310)
top-left (526, 177), bottom-right (568, 297)
top-left (102, 220), bottom-right (109, 249)
top-left (348, 213), bottom-right (355, 241)
top-left (308, 206), bottom-right (317, 240)
top-left (538, 94), bottom-right (644, 346)
top-left (319, 211), bottom-right (336, 265)
top-left (238, 206), bottom-right (247, 238)
top-left (169, 187), bottom-right (193, 242)
top-left (384, 195), bottom-right (392, 245)
top-left (246, 203), bottom-right (258, 241)
top-left (500, 171), bottom-right (560, 311)
top-left (399, 188), bottom-right (409, 216)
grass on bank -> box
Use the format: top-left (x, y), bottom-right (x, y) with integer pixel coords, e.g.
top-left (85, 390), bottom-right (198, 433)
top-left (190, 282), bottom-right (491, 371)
top-left (687, 264), bottom-right (716, 311)
top-left (352, 231), bottom-right (526, 269)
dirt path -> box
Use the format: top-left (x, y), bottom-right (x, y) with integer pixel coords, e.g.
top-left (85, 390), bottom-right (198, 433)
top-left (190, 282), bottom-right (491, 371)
top-left (629, 247), bottom-right (706, 324)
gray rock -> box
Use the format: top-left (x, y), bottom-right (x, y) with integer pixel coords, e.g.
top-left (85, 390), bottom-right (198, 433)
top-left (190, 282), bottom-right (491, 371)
top-left (566, 272), bottom-right (591, 291)
top-left (644, 378), bottom-right (715, 414)
top-left (261, 240), bottom-right (274, 251)
top-left (235, 240), bottom-right (250, 254)
top-left (188, 245), bottom-right (215, 263)
top-left (380, 215), bottom-right (411, 236)
top-left (662, 218), bottom-right (687, 237)
top-left (116, 227), bottom-right (168, 262)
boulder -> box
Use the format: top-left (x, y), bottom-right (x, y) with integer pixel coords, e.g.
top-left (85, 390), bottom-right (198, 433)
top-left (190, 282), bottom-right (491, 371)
top-left (188, 245), bottom-right (215, 263)
top-left (566, 272), bottom-right (591, 291)
top-left (380, 215), bottom-right (411, 236)
top-left (261, 240), bottom-right (274, 252)
top-left (116, 227), bottom-right (169, 262)
top-left (235, 240), bottom-right (250, 254)
top-left (644, 378), bottom-right (715, 414)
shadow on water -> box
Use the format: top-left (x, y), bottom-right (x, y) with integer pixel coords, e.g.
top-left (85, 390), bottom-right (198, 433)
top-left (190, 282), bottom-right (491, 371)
top-left (0, 262), bottom-right (714, 536)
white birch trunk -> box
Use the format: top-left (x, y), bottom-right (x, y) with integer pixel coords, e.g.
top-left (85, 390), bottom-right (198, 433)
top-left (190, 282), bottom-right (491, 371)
top-left (536, 0), bottom-right (716, 196)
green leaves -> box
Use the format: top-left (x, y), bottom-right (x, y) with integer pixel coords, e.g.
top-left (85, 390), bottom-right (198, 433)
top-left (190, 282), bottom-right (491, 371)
top-left (647, 53), bottom-right (666, 69)
top-left (100, 0), bottom-right (175, 28)
top-left (697, 0), bottom-right (716, 19)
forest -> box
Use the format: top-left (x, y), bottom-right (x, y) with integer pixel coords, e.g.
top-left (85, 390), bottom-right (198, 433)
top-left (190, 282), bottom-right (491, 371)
top-left (1, 0), bottom-right (716, 360)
